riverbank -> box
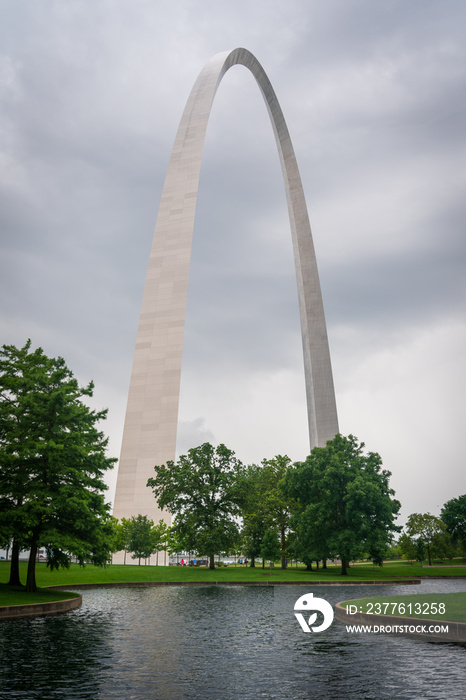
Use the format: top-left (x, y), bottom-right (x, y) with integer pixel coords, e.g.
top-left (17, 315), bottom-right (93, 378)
top-left (2, 560), bottom-right (465, 591)
top-left (1, 560), bottom-right (465, 614)
top-left (3, 560), bottom-right (466, 586)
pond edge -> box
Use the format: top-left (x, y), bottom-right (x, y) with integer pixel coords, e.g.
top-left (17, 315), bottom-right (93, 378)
top-left (0, 594), bottom-right (82, 620)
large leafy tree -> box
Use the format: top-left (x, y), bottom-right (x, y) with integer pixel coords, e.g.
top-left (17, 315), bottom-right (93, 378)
top-left (398, 532), bottom-right (417, 562)
top-left (260, 529), bottom-right (281, 575)
top-left (441, 495), bottom-right (466, 557)
top-left (238, 457), bottom-right (293, 569)
top-left (258, 456), bottom-right (293, 569)
top-left (0, 340), bottom-right (115, 591)
top-left (405, 513), bottom-right (448, 566)
top-left (290, 506), bottom-right (331, 571)
top-left (237, 464), bottom-right (268, 568)
top-left (283, 434), bottom-right (400, 575)
top-left (241, 509), bottom-right (268, 568)
top-left (147, 442), bottom-right (244, 569)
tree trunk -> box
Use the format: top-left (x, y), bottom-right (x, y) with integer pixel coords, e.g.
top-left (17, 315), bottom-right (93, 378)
top-left (281, 526), bottom-right (287, 569)
top-left (26, 541), bottom-right (38, 592)
top-left (306, 562), bottom-right (313, 571)
top-left (262, 558), bottom-right (265, 569)
top-left (249, 557), bottom-right (255, 568)
top-left (8, 539), bottom-right (22, 587)
top-left (209, 553), bottom-right (215, 570)
top-left (341, 557), bottom-right (348, 576)
top-left (322, 558), bottom-right (327, 570)
top-left (315, 560), bottom-right (319, 570)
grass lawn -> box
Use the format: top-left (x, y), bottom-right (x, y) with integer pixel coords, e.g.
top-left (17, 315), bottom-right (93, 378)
top-left (0, 583), bottom-right (80, 607)
top-left (339, 592), bottom-right (466, 623)
top-left (1, 559), bottom-right (465, 607)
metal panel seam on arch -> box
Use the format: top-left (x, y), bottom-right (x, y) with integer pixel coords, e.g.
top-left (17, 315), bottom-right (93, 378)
top-left (112, 48), bottom-right (339, 541)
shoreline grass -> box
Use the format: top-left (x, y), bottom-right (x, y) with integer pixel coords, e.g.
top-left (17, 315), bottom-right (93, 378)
top-left (0, 583), bottom-right (80, 607)
top-left (1, 560), bottom-right (465, 608)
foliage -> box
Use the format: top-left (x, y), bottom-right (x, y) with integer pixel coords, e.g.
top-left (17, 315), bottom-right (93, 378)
top-left (237, 464), bottom-right (269, 567)
top-left (165, 526), bottom-right (185, 557)
top-left (289, 505), bottom-right (331, 570)
top-left (430, 530), bottom-right (457, 562)
top-left (398, 532), bottom-right (417, 562)
top-left (237, 456), bottom-right (293, 569)
top-left (441, 495), bottom-right (466, 556)
top-left (283, 434), bottom-right (401, 574)
top-left (112, 516), bottom-right (170, 565)
top-left (151, 519), bottom-right (170, 565)
top-left (111, 517), bottom-right (133, 564)
top-left (405, 513), bottom-right (447, 566)
top-left (258, 455), bottom-right (292, 568)
top-left (241, 509), bottom-right (267, 566)
top-left (385, 542), bottom-right (402, 559)
top-left (147, 443), bottom-right (245, 569)
top-left (260, 529), bottom-right (281, 574)
top-left (127, 515), bottom-right (155, 564)
top-left (0, 340), bottom-right (115, 591)
top-left (415, 537), bottom-right (426, 563)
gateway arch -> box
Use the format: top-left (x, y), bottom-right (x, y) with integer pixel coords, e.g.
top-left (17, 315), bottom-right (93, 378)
top-left (113, 48), bottom-right (339, 534)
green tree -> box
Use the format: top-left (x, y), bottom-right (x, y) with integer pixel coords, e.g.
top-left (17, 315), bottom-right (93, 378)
top-left (0, 340), bottom-right (115, 591)
top-left (430, 530), bottom-right (456, 562)
top-left (127, 515), bottom-right (155, 564)
top-left (241, 510), bottom-right (267, 568)
top-left (151, 519), bottom-right (170, 565)
top-left (415, 537), bottom-right (426, 563)
top-left (260, 529), bottom-right (281, 575)
top-left (112, 517), bottom-right (133, 564)
top-left (259, 456), bottom-right (292, 569)
top-left (237, 457), bottom-right (293, 569)
top-left (283, 434), bottom-right (400, 575)
top-left (398, 532), bottom-right (416, 563)
top-left (147, 443), bottom-right (244, 570)
top-left (405, 513), bottom-right (446, 566)
top-left (290, 506), bottom-right (331, 571)
top-left (237, 464), bottom-right (268, 568)
top-left (441, 495), bottom-right (466, 557)
top-left (385, 542), bottom-right (402, 559)
top-left (165, 526), bottom-right (184, 563)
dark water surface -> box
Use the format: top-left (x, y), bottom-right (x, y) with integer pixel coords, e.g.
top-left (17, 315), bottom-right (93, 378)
top-left (1, 580), bottom-right (465, 699)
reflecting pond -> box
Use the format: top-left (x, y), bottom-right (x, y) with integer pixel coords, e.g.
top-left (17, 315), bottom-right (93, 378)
top-left (1, 580), bottom-right (465, 699)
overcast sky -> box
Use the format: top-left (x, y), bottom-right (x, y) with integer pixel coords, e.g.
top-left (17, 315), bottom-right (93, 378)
top-left (1, 0), bottom-right (465, 526)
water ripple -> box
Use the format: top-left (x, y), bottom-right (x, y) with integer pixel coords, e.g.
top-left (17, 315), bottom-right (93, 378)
top-left (0, 581), bottom-right (464, 699)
